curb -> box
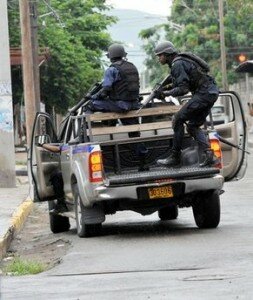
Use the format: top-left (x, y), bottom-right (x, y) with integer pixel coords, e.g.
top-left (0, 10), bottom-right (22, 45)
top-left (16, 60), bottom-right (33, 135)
top-left (0, 198), bottom-right (33, 260)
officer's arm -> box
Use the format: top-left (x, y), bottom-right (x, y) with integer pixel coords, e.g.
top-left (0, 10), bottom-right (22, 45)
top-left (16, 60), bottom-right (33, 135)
top-left (98, 67), bottom-right (120, 99)
top-left (161, 75), bottom-right (172, 88)
top-left (164, 62), bottom-right (190, 97)
top-left (41, 144), bottom-right (61, 153)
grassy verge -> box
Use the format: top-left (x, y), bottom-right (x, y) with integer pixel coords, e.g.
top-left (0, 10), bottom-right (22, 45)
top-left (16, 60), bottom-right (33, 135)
top-left (3, 258), bottom-right (46, 276)
top-left (15, 160), bottom-right (27, 166)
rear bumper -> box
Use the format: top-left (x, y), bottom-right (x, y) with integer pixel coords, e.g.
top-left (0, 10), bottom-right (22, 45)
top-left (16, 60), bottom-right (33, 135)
top-left (91, 174), bottom-right (224, 204)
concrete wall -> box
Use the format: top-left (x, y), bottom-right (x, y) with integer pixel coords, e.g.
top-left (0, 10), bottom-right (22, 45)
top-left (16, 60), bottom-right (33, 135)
top-left (0, 0), bottom-right (16, 187)
top-left (229, 76), bottom-right (253, 130)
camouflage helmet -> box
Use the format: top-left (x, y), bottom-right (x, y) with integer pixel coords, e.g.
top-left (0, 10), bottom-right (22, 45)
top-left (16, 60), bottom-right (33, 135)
top-left (106, 43), bottom-right (127, 59)
top-left (154, 41), bottom-right (178, 55)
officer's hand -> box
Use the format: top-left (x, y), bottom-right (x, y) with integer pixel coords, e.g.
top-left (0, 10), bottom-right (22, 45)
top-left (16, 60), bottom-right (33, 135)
top-left (154, 90), bottom-right (165, 100)
top-left (163, 83), bottom-right (173, 91)
top-left (36, 141), bottom-right (45, 147)
top-left (84, 94), bottom-right (92, 101)
top-left (35, 138), bottom-right (44, 147)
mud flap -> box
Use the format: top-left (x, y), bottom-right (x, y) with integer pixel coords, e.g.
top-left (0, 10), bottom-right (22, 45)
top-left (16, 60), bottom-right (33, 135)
top-left (82, 204), bottom-right (105, 224)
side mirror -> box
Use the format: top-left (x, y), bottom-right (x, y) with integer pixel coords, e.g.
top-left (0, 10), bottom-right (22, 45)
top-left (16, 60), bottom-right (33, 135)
top-left (35, 134), bottom-right (51, 146)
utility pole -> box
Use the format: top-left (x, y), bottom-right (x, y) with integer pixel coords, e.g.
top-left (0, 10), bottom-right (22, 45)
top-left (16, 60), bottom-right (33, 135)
top-left (0, 0), bottom-right (16, 187)
top-left (19, 0), bottom-right (40, 146)
top-left (30, 0), bottom-right (41, 112)
top-left (218, 0), bottom-right (228, 91)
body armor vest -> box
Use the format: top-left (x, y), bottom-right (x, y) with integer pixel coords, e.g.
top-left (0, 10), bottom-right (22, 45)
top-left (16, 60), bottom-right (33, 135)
top-left (109, 60), bottom-right (139, 101)
top-left (172, 53), bottom-right (209, 93)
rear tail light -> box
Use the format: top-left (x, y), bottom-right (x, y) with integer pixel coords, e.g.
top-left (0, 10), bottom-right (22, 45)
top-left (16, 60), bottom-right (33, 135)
top-left (89, 151), bottom-right (104, 183)
top-left (209, 131), bottom-right (223, 169)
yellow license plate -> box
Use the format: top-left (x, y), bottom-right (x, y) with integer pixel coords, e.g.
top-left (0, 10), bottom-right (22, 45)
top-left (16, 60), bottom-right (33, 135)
top-left (148, 185), bottom-right (173, 199)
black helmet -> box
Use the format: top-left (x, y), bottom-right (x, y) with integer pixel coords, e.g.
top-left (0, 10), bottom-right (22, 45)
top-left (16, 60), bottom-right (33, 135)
top-left (106, 43), bottom-right (127, 59)
top-left (154, 41), bottom-right (178, 55)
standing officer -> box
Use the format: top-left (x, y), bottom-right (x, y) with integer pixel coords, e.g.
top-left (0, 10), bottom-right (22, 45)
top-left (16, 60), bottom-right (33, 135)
top-left (38, 143), bottom-right (68, 214)
top-left (154, 41), bottom-right (219, 167)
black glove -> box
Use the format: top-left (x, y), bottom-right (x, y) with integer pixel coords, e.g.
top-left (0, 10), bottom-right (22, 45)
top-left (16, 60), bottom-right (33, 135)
top-left (154, 90), bottom-right (165, 100)
top-left (84, 93), bottom-right (92, 100)
top-left (97, 87), bottom-right (111, 99)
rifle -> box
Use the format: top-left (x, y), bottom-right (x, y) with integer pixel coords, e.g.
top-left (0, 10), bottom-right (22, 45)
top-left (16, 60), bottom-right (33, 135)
top-left (69, 82), bottom-right (102, 114)
top-left (215, 133), bottom-right (250, 154)
top-left (184, 122), bottom-right (250, 155)
top-left (136, 75), bottom-right (172, 114)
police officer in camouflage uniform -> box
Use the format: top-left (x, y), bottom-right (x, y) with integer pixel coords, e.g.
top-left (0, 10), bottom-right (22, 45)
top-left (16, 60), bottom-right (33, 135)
top-left (154, 41), bottom-right (219, 167)
top-left (87, 43), bottom-right (141, 137)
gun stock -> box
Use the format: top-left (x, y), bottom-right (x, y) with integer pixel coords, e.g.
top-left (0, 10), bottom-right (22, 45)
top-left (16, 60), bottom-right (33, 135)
top-left (136, 91), bottom-right (156, 114)
top-left (69, 82), bottom-right (102, 114)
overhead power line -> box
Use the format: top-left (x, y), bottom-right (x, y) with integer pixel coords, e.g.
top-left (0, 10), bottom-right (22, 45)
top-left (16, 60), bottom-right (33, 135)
top-left (41, 0), bottom-right (65, 27)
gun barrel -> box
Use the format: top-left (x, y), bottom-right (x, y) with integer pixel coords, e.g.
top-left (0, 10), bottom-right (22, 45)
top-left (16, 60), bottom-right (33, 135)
top-left (218, 135), bottom-right (250, 154)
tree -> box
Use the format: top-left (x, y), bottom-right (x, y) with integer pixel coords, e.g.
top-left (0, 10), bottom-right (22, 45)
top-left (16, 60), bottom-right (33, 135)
top-left (8, 0), bottom-right (116, 114)
top-left (140, 0), bottom-right (253, 87)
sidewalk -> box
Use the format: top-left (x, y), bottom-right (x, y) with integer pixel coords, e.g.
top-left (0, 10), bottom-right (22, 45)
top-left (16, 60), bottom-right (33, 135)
top-left (0, 149), bottom-right (33, 260)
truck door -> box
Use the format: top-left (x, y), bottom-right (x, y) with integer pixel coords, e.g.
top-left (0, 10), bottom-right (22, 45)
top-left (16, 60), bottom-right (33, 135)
top-left (213, 92), bottom-right (247, 181)
top-left (59, 117), bottom-right (74, 200)
top-left (29, 112), bottom-right (60, 202)
top-left (180, 91), bottom-right (248, 181)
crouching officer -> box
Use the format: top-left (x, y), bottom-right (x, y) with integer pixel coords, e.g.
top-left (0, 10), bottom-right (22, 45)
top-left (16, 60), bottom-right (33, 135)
top-left (154, 41), bottom-right (219, 167)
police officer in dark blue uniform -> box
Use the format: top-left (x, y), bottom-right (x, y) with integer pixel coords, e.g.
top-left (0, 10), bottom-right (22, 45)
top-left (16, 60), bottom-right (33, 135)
top-left (87, 43), bottom-right (141, 138)
top-left (154, 41), bottom-right (219, 167)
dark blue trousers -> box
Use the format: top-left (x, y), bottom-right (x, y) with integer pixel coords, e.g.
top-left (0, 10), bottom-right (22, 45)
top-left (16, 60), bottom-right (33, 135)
top-left (172, 93), bottom-right (218, 151)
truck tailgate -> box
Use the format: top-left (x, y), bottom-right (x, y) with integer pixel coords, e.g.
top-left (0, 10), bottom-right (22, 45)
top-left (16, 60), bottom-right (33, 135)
top-left (106, 166), bottom-right (220, 186)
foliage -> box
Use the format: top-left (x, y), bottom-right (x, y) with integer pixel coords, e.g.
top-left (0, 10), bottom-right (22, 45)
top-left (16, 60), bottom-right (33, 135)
top-left (140, 0), bottom-right (253, 87)
top-left (140, 25), bottom-right (168, 84)
top-left (4, 257), bottom-right (45, 275)
top-left (8, 0), bottom-right (116, 114)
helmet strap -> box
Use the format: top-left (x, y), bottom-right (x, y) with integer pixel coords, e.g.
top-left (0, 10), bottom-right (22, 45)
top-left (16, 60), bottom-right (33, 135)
top-left (110, 57), bottom-right (122, 62)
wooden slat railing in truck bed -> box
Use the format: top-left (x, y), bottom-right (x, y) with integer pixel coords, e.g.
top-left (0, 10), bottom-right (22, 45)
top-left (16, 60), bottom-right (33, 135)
top-left (86, 105), bottom-right (182, 136)
top-left (88, 105), bottom-right (182, 122)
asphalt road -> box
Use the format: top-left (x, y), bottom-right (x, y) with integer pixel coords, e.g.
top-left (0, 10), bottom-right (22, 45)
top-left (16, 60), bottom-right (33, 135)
top-left (1, 155), bottom-right (253, 300)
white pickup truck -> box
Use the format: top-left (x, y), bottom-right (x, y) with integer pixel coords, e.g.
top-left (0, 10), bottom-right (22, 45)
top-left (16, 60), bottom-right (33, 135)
top-left (29, 91), bottom-right (248, 237)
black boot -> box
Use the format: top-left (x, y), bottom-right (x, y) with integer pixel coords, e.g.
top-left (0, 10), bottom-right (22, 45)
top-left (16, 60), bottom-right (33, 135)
top-left (199, 149), bottom-right (216, 167)
top-left (49, 198), bottom-right (68, 214)
top-left (157, 150), bottom-right (181, 167)
top-left (137, 143), bottom-right (149, 172)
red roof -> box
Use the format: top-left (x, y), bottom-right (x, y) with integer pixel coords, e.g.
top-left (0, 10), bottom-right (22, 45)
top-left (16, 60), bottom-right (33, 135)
top-left (10, 47), bottom-right (50, 66)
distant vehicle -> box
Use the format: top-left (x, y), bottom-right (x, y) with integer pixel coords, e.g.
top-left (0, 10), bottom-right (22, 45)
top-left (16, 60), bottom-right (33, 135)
top-left (210, 105), bottom-right (229, 125)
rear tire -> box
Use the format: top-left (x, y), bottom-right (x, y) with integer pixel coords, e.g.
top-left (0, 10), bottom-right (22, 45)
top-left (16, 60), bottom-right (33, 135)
top-left (158, 205), bottom-right (178, 220)
top-left (48, 201), bottom-right (70, 233)
top-left (192, 190), bottom-right (220, 228)
top-left (73, 185), bottom-right (102, 238)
